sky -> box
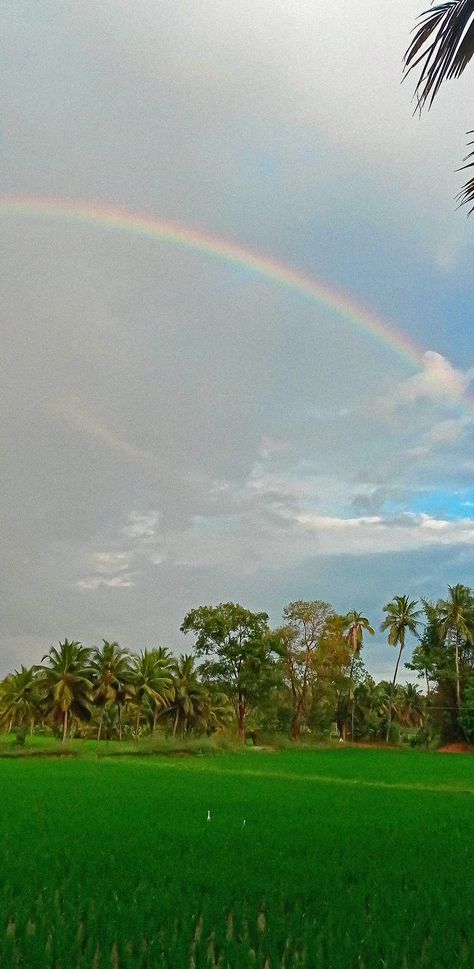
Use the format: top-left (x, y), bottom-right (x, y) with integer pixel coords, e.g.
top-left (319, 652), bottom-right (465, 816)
top-left (1, 0), bottom-right (474, 680)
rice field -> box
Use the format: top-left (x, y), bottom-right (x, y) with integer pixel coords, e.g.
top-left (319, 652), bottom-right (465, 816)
top-left (0, 747), bottom-right (472, 968)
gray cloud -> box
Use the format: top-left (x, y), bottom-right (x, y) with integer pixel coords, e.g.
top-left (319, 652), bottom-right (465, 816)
top-left (1, 1), bottom-right (473, 680)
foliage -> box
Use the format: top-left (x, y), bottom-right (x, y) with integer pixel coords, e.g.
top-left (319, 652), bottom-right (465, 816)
top-left (91, 641), bottom-right (133, 740)
top-left (1, 585), bottom-right (473, 746)
top-left (0, 666), bottom-right (43, 734)
top-left (459, 679), bottom-right (474, 741)
top-left (405, 0), bottom-right (474, 211)
top-left (381, 595), bottom-right (422, 742)
top-left (273, 600), bottom-right (334, 739)
top-left (130, 648), bottom-right (174, 738)
top-left (39, 640), bottom-right (94, 742)
top-left (181, 603), bottom-right (276, 741)
top-left (437, 584), bottom-right (474, 712)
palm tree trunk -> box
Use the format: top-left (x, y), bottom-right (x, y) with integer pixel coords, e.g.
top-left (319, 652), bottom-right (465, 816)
top-left (117, 703), bottom-right (122, 741)
top-left (347, 653), bottom-right (356, 741)
top-left (135, 708), bottom-right (140, 742)
top-left (62, 709), bottom-right (68, 743)
top-left (152, 706), bottom-right (158, 737)
top-left (454, 634), bottom-right (461, 710)
top-left (97, 708), bottom-right (105, 741)
top-left (237, 693), bottom-right (246, 742)
top-left (172, 708), bottom-right (179, 737)
top-left (386, 645), bottom-right (403, 743)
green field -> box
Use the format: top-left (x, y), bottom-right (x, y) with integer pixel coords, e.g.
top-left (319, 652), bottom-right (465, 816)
top-left (1, 748), bottom-right (473, 968)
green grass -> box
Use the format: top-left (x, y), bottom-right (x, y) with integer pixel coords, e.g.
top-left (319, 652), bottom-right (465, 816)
top-left (0, 748), bottom-right (472, 968)
top-left (0, 732), bottom-right (246, 758)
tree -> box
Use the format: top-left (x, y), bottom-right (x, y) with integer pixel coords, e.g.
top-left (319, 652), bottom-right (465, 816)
top-left (39, 640), bottom-right (93, 741)
top-left (342, 611), bottom-right (375, 740)
top-left (459, 680), bottom-right (474, 741)
top-left (350, 676), bottom-right (388, 741)
top-left (381, 596), bottom-right (422, 742)
top-left (405, 1), bottom-right (474, 211)
top-left (0, 666), bottom-right (44, 735)
top-left (437, 584), bottom-right (474, 711)
top-left (394, 682), bottom-right (425, 728)
top-left (169, 654), bottom-right (204, 737)
top-left (180, 603), bottom-right (274, 741)
top-left (275, 600), bottom-right (334, 739)
top-left (131, 649), bottom-right (174, 738)
top-left (91, 641), bottom-right (133, 740)
top-left (405, 600), bottom-right (442, 697)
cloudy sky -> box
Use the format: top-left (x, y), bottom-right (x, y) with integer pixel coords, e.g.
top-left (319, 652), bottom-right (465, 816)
top-left (2, 0), bottom-right (474, 679)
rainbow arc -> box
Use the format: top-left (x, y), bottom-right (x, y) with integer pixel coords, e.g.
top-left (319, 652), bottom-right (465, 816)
top-left (1, 194), bottom-right (471, 412)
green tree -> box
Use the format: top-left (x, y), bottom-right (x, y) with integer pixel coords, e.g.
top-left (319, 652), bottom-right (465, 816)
top-left (131, 649), bottom-right (174, 738)
top-left (169, 654), bottom-right (204, 737)
top-left (180, 603), bottom-right (274, 742)
top-left (405, 1), bottom-right (474, 211)
top-left (349, 676), bottom-right (386, 741)
top-left (394, 682), bottom-right (425, 729)
top-left (91, 641), bottom-right (133, 740)
top-left (381, 596), bottom-right (422, 742)
top-left (39, 640), bottom-right (93, 742)
top-left (0, 666), bottom-right (44, 735)
top-left (275, 600), bottom-right (334, 739)
top-left (459, 680), bottom-right (474, 741)
top-left (342, 611), bottom-right (375, 740)
top-left (405, 600), bottom-right (442, 697)
top-left (437, 583), bottom-right (474, 712)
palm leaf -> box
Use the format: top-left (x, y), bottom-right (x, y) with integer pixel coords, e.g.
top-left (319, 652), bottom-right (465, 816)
top-left (455, 131), bottom-right (474, 210)
top-left (405, 1), bottom-right (474, 109)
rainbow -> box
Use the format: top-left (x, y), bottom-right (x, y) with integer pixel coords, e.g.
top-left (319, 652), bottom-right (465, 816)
top-left (0, 194), bottom-right (470, 407)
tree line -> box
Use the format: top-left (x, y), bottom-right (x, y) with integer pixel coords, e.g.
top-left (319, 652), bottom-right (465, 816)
top-left (1, 584), bottom-right (473, 746)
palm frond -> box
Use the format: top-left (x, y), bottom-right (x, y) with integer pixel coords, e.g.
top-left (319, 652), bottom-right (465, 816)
top-left (455, 130), bottom-right (474, 211)
top-left (405, 1), bottom-right (474, 109)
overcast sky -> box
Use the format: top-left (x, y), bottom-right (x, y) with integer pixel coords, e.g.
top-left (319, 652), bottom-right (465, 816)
top-left (2, 0), bottom-right (474, 680)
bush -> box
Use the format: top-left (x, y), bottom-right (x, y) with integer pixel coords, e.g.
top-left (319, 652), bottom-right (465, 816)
top-left (460, 682), bottom-right (474, 743)
top-left (14, 728), bottom-right (27, 748)
top-left (388, 722), bottom-right (400, 745)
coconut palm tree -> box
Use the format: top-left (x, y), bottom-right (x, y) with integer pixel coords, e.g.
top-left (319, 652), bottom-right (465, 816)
top-left (197, 689), bottom-right (234, 734)
top-left (381, 596), bottom-right (422, 742)
top-left (405, 1), bottom-right (474, 211)
top-left (437, 584), bottom-right (474, 711)
top-left (39, 640), bottom-right (93, 741)
top-left (131, 649), bottom-right (174, 738)
top-left (0, 666), bottom-right (44, 735)
top-left (394, 682), bottom-right (425, 729)
top-left (169, 654), bottom-right (203, 737)
top-left (342, 611), bottom-right (375, 740)
top-left (91, 641), bottom-right (133, 740)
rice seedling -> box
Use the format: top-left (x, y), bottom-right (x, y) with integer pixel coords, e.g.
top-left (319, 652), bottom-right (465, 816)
top-left (0, 749), bottom-right (472, 967)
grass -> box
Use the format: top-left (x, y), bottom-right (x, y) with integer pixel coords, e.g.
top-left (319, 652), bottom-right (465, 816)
top-left (0, 732), bottom-right (246, 758)
top-left (0, 748), bottom-right (472, 967)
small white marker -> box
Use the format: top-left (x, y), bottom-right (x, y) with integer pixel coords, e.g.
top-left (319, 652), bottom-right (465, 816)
top-left (207, 810), bottom-right (211, 821)
top-left (242, 819), bottom-right (246, 829)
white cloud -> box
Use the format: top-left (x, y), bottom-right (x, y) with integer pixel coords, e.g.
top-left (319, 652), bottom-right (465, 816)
top-left (92, 552), bottom-right (131, 574)
top-left (76, 572), bottom-right (139, 590)
top-left (396, 351), bottom-right (471, 406)
top-left (74, 511), bottom-right (164, 591)
top-left (122, 511), bottom-right (160, 540)
top-left (295, 511), bottom-right (474, 555)
top-left (407, 416), bottom-right (471, 459)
